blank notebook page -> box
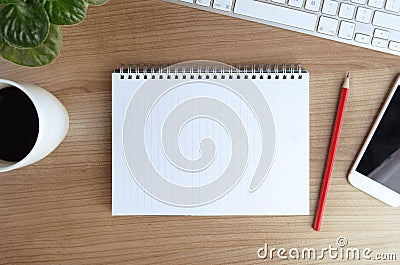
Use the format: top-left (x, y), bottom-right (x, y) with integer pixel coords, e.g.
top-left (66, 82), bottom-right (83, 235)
top-left (112, 63), bottom-right (309, 215)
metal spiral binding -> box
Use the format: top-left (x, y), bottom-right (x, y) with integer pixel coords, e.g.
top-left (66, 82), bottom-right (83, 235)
top-left (118, 64), bottom-right (304, 80)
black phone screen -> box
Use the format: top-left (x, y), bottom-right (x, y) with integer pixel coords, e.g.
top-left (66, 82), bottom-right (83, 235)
top-left (356, 85), bottom-right (400, 194)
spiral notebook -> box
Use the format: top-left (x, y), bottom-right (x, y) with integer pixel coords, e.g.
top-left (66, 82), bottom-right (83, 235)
top-left (112, 61), bottom-right (309, 215)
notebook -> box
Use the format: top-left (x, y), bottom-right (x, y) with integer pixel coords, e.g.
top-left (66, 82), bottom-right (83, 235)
top-left (112, 61), bottom-right (309, 215)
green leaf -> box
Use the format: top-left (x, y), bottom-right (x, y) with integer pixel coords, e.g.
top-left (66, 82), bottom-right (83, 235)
top-left (85, 0), bottom-right (108, 5)
top-left (0, 24), bottom-right (62, 67)
top-left (44, 0), bottom-right (87, 25)
top-left (0, 0), bottom-right (50, 48)
top-left (0, 0), bottom-right (17, 4)
top-left (0, 34), bottom-right (4, 49)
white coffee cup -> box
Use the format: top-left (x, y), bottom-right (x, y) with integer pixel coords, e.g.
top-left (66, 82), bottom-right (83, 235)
top-left (0, 79), bottom-right (69, 172)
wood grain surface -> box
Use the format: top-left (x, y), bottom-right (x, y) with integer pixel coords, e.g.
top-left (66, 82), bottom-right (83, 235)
top-left (1, 0), bottom-right (400, 264)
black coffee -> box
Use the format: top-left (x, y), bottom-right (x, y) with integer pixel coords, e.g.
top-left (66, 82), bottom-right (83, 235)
top-left (0, 86), bottom-right (39, 162)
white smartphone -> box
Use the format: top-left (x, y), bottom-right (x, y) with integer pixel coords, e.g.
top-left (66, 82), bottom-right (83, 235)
top-left (349, 75), bottom-right (400, 207)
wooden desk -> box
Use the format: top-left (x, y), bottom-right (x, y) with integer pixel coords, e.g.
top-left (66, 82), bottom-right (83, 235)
top-left (1, 0), bottom-right (400, 263)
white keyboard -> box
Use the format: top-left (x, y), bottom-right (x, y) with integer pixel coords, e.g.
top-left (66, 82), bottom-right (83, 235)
top-left (165, 0), bottom-right (400, 56)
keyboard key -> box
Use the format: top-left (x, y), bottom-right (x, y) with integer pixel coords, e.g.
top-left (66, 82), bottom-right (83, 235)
top-left (288, 0), bottom-right (304, 7)
top-left (213, 0), bottom-right (233, 11)
top-left (356, 7), bottom-right (373, 23)
top-left (368, 0), bottom-right (384, 8)
top-left (351, 0), bottom-right (366, 4)
top-left (374, 29), bottom-right (389, 39)
top-left (272, 0), bottom-right (286, 3)
top-left (322, 0), bottom-right (339, 15)
top-left (317, 16), bottom-right (338, 35)
top-left (339, 3), bottom-right (355, 19)
top-left (389, 41), bottom-right (400, 51)
top-left (385, 0), bottom-right (400, 12)
top-left (181, 0), bottom-right (194, 2)
top-left (196, 0), bottom-right (212, 6)
top-left (234, 0), bottom-right (318, 31)
top-left (305, 0), bottom-right (322, 11)
top-left (373, 11), bottom-right (400, 32)
top-left (338, 21), bottom-right (355, 39)
top-left (372, 37), bottom-right (388, 47)
top-left (355, 33), bottom-right (371, 43)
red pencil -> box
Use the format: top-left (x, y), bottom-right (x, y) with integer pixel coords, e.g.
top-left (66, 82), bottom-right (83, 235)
top-left (313, 73), bottom-right (350, 231)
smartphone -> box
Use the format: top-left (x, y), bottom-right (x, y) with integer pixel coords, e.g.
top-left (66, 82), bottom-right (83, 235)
top-left (349, 76), bottom-right (400, 207)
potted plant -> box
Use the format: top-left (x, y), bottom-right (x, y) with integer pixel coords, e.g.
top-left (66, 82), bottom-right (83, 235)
top-left (0, 0), bottom-right (108, 67)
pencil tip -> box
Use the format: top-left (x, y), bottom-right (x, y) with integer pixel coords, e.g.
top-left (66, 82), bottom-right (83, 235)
top-left (342, 72), bottom-right (350, 88)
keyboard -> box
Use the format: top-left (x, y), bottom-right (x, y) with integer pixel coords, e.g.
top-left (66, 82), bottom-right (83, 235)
top-left (165, 0), bottom-right (400, 56)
